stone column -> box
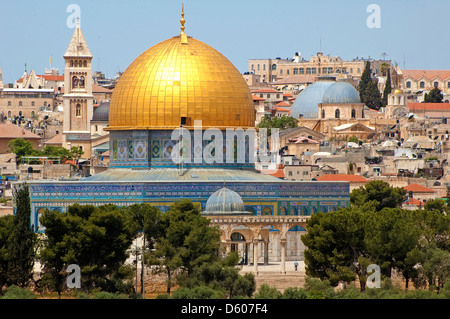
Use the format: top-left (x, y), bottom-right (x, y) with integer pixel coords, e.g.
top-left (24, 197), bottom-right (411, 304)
top-left (253, 241), bottom-right (259, 275)
top-left (280, 238), bottom-right (287, 274)
top-left (264, 241), bottom-right (269, 265)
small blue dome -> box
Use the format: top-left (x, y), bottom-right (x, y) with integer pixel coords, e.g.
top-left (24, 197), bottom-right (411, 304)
top-left (322, 80), bottom-right (360, 104)
top-left (291, 76), bottom-right (336, 119)
top-left (203, 187), bottom-right (249, 215)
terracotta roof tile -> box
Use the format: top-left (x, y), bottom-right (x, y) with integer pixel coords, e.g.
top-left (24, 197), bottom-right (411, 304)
top-left (0, 124), bottom-right (41, 139)
top-left (404, 183), bottom-right (436, 193)
top-left (404, 197), bottom-right (425, 206)
top-left (316, 174), bottom-right (369, 182)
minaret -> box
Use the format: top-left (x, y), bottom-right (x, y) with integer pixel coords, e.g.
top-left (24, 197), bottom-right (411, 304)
top-left (62, 18), bottom-right (94, 159)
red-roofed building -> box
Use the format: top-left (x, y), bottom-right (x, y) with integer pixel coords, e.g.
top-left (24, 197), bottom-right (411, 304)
top-left (407, 102), bottom-right (450, 118)
top-left (403, 197), bottom-right (425, 210)
top-left (0, 124), bottom-right (41, 153)
top-left (402, 70), bottom-right (450, 94)
top-left (316, 174), bottom-right (369, 191)
top-left (404, 183), bottom-right (437, 202)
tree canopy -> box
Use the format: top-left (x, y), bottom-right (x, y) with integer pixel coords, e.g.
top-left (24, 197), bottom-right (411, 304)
top-left (424, 87), bottom-right (444, 103)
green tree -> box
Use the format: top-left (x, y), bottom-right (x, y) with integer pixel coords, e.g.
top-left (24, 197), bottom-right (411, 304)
top-left (424, 87), bottom-right (443, 103)
top-left (0, 215), bottom-right (14, 293)
top-left (382, 70), bottom-right (392, 106)
top-left (364, 208), bottom-right (420, 283)
top-left (350, 180), bottom-right (407, 211)
top-left (358, 61), bottom-right (372, 102)
top-left (0, 285), bottom-right (36, 299)
top-left (257, 115), bottom-right (298, 134)
top-left (177, 252), bottom-right (255, 299)
top-left (39, 204), bottom-right (136, 294)
top-left (7, 184), bottom-right (37, 288)
top-left (8, 138), bottom-right (40, 163)
top-left (301, 207), bottom-right (369, 290)
top-left (254, 284), bottom-right (281, 299)
top-left (149, 200), bottom-right (221, 295)
top-left (363, 80), bottom-right (383, 110)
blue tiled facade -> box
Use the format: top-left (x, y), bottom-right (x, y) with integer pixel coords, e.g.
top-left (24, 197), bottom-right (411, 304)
top-left (28, 179), bottom-right (350, 233)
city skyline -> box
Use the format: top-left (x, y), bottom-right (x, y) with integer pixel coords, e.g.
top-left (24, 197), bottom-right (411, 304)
top-left (1, 0), bottom-right (449, 83)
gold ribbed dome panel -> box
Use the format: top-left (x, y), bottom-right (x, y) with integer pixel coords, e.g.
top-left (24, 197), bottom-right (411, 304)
top-left (109, 36), bottom-right (255, 130)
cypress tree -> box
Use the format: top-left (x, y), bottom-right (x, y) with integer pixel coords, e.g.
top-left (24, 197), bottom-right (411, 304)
top-left (364, 80), bottom-right (383, 110)
top-left (358, 61), bottom-right (372, 102)
top-left (7, 183), bottom-right (36, 287)
top-left (383, 70), bottom-right (392, 107)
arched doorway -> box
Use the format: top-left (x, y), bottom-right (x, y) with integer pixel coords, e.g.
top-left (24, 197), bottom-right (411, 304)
top-left (231, 232), bottom-right (248, 265)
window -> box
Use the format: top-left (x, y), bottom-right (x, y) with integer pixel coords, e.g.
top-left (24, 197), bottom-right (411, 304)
top-left (335, 108), bottom-right (340, 119)
top-left (280, 69), bottom-right (283, 76)
top-left (299, 68), bottom-right (304, 74)
top-left (287, 69), bottom-right (290, 75)
top-left (7, 101), bottom-right (11, 106)
top-left (267, 94), bottom-right (270, 98)
top-left (293, 68), bottom-right (298, 75)
top-left (19, 101), bottom-right (23, 107)
top-left (328, 67), bottom-right (333, 74)
top-left (251, 64), bottom-right (254, 71)
top-left (311, 68), bottom-right (316, 74)
top-left (447, 82), bottom-right (450, 89)
top-left (79, 76), bottom-right (85, 88)
top-left (322, 67), bottom-right (327, 74)
top-left (76, 103), bottom-right (81, 117)
top-left (350, 68), bottom-right (353, 74)
top-left (272, 64), bottom-right (277, 70)
top-left (351, 109), bottom-right (356, 118)
top-left (7, 111), bottom-right (11, 118)
top-left (72, 76), bottom-right (78, 88)
top-left (257, 64), bottom-right (260, 71)
top-left (260, 94), bottom-right (263, 98)
top-left (83, 60), bottom-right (87, 67)
top-left (434, 81), bottom-right (439, 88)
top-left (420, 81), bottom-right (425, 89)
top-left (406, 81), bottom-right (411, 88)
top-left (276, 94), bottom-right (280, 99)
top-left (263, 64), bottom-right (266, 71)
top-left (306, 67), bottom-right (311, 74)
top-left (322, 109), bottom-right (325, 118)
top-left (31, 101), bottom-right (35, 106)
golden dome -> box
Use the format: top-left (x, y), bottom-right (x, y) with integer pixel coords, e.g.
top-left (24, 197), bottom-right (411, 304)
top-left (109, 34), bottom-right (255, 130)
top-left (394, 88), bottom-right (403, 95)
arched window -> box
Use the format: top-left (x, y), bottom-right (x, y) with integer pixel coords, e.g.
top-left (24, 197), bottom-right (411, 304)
top-left (72, 76), bottom-right (78, 88)
top-left (74, 60), bottom-right (78, 67)
top-left (83, 60), bottom-right (87, 67)
top-left (31, 101), bottom-right (35, 106)
top-left (335, 108), bottom-right (340, 119)
top-left (406, 81), bottom-right (411, 88)
top-left (31, 111), bottom-right (35, 118)
top-left (75, 103), bottom-right (81, 117)
top-left (280, 207), bottom-right (287, 216)
top-left (70, 60), bottom-right (74, 67)
top-left (19, 101), bottom-right (23, 107)
top-left (7, 101), bottom-right (11, 106)
top-left (272, 64), bottom-right (277, 71)
top-left (419, 81), bottom-right (425, 89)
top-left (7, 111), bottom-right (11, 118)
top-left (322, 109), bottom-right (325, 118)
top-left (351, 109), bottom-right (356, 118)
top-left (79, 76), bottom-right (85, 88)
top-left (262, 206), bottom-right (272, 216)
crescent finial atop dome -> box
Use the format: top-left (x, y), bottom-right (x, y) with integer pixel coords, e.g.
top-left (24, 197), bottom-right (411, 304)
top-left (180, 3), bottom-right (188, 44)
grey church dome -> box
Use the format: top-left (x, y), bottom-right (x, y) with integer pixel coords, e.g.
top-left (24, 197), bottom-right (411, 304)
top-left (322, 79), bottom-right (361, 104)
top-left (203, 187), bottom-right (250, 215)
top-left (92, 102), bottom-right (110, 122)
top-left (290, 76), bottom-right (336, 119)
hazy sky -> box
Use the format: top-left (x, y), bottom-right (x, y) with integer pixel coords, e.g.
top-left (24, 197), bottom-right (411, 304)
top-left (1, 0), bottom-right (449, 83)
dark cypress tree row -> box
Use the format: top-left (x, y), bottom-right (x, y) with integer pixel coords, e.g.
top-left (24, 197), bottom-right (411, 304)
top-left (7, 183), bottom-right (36, 288)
